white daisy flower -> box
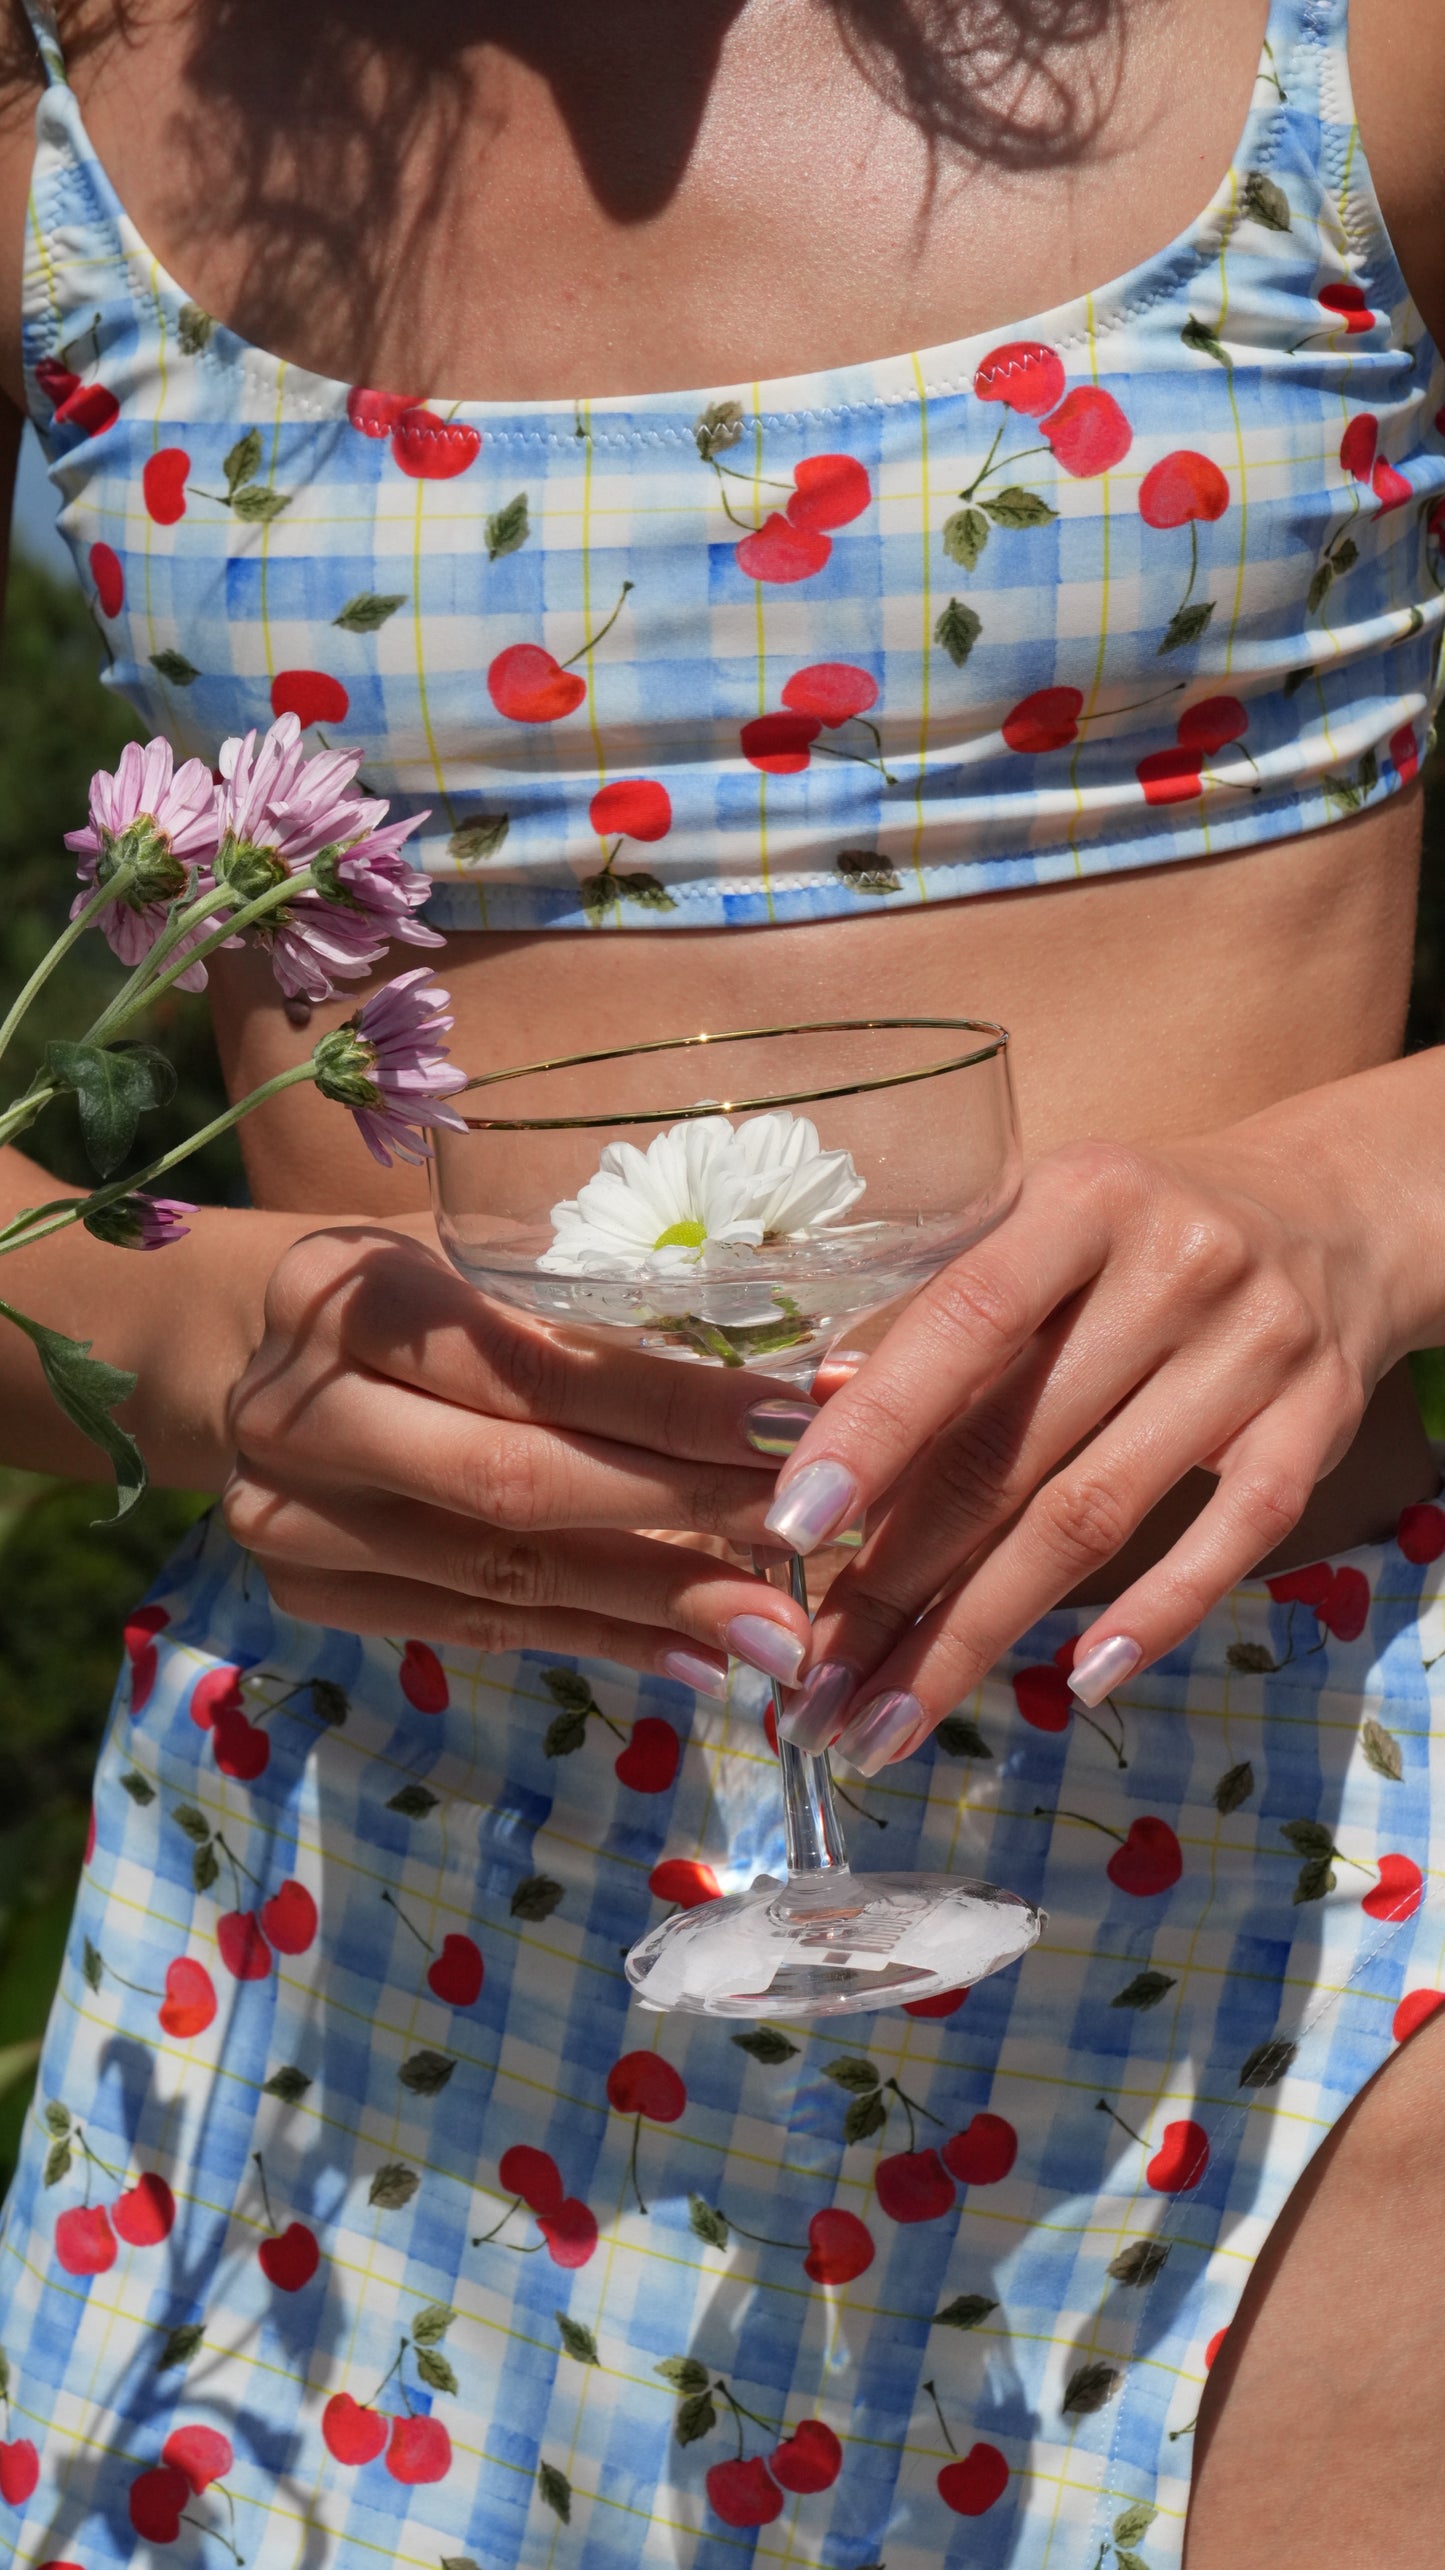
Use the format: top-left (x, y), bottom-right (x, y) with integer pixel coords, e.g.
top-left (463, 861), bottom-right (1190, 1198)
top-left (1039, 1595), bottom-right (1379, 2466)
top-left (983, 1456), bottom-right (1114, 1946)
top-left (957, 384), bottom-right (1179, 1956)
top-left (540, 1108), bottom-right (865, 1278)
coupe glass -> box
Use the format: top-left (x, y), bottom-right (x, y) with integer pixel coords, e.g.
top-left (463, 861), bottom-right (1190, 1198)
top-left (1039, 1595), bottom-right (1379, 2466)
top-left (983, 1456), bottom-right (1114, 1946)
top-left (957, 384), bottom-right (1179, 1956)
top-left (430, 1020), bottom-right (1043, 2020)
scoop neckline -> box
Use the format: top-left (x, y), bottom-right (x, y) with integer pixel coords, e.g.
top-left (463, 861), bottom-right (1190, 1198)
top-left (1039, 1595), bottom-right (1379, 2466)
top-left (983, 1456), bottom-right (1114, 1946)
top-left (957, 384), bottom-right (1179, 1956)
top-left (46, 0), bottom-right (1301, 420)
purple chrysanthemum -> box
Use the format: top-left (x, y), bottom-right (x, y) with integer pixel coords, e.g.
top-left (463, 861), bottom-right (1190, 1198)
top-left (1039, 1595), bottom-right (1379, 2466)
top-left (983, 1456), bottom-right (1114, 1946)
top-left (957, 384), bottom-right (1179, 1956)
top-left (83, 1193), bottom-right (197, 1251)
top-left (310, 968), bottom-right (468, 1167)
top-left (66, 739), bottom-right (220, 988)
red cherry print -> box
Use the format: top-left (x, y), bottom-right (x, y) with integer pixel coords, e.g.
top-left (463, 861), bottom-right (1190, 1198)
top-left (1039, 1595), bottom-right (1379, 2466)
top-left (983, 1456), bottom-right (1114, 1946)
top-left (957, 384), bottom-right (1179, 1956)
top-left (217, 1911), bottom-right (272, 1981)
top-left (34, 358), bottom-right (80, 406)
top-left (210, 1704), bottom-right (270, 1780)
top-left (90, 541), bottom-right (124, 616)
top-left (487, 643), bottom-right (588, 724)
top-left (270, 671), bottom-right (350, 728)
top-left (649, 1858), bottom-right (721, 1909)
top-left (942, 2112), bottom-right (1017, 2186)
top-left (1146, 2118), bottom-right (1209, 2192)
top-left (1429, 497), bottom-right (1445, 547)
top-left (189, 1665), bottom-right (243, 1732)
top-left (125, 1604), bottom-right (169, 1658)
top-left (159, 1958), bottom-right (217, 2039)
top-left (323, 2393), bottom-right (388, 2465)
top-left (53, 381), bottom-right (119, 437)
top-left (1107, 1817), bottom-right (1183, 1896)
top-left (1040, 384), bottom-right (1132, 477)
top-left (128, 2463), bottom-right (188, 2539)
top-left (1364, 1854), bottom-right (1423, 1922)
top-left (130, 1643), bottom-right (160, 1714)
top-left (1204, 2326), bottom-right (1228, 2371)
top-left (903, 1986), bottom-right (969, 2018)
top-left (55, 2204), bottom-right (118, 2275)
top-left (1393, 1988), bottom-right (1445, 2043)
top-left (874, 2147), bottom-right (954, 2224)
top-left (346, 386), bottom-right (418, 439)
top-left (112, 2173), bottom-right (176, 2245)
top-left (1371, 456), bottom-right (1412, 512)
top-left (1320, 1565), bottom-right (1370, 1640)
top-left (1136, 746), bottom-right (1203, 806)
top-left (1002, 688), bottom-right (1083, 756)
top-left (614, 1716), bottom-right (680, 1793)
top-left (1012, 1664), bottom-right (1073, 1730)
top-left (606, 2052), bottom-right (686, 2121)
top-left (1177, 695), bottom-right (1248, 756)
top-left (938, 2444), bottom-right (1009, 2517)
top-left (258, 2222), bottom-right (320, 2291)
top-left (538, 2198), bottom-right (599, 2268)
top-left (0, 2442), bottom-right (37, 2508)
top-left (1391, 724), bottom-right (1421, 785)
top-left (804, 2207), bottom-right (875, 2282)
top-left (1137, 451), bottom-right (1229, 529)
top-left (1398, 1501), bottom-right (1445, 1563)
top-left (499, 2145), bottom-right (565, 2216)
top-left (1340, 414), bottom-right (1378, 482)
top-left (706, 2458), bottom-right (784, 2528)
top-left (1266, 1562), bottom-right (1333, 1609)
top-left (769, 2420), bottom-right (842, 2494)
top-left (386, 2414), bottom-right (452, 2484)
top-left (780, 663), bottom-right (878, 726)
top-left (426, 1934), bottom-right (484, 2007)
top-left (142, 449), bottom-right (190, 526)
top-left (973, 340), bottom-right (1066, 418)
top-left (162, 2426), bottom-right (233, 2494)
top-left (259, 1880), bottom-right (318, 1955)
top-left (84, 1805), bottom-right (96, 1866)
top-left (1318, 281), bottom-right (1373, 335)
top-left (399, 1639), bottom-right (449, 1712)
top-left (734, 515), bottom-right (833, 584)
top-left (391, 410), bottom-right (481, 480)
top-left (589, 779), bottom-right (672, 842)
top-left (740, 710), bottom-right (821, 774)
top-left (786, 453), bottom-right (872, 532)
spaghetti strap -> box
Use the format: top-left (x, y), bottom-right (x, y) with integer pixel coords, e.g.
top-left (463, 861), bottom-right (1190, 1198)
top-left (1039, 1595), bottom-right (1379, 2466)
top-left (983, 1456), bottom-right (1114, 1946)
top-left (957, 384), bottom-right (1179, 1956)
top-left (16, 0), bottom-right (67, 86)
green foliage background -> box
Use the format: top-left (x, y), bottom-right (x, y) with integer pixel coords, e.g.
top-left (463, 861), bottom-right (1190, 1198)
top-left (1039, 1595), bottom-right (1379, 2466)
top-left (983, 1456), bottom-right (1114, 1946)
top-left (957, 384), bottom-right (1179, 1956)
top-left (0, 556), bottom-right (1444, 2192)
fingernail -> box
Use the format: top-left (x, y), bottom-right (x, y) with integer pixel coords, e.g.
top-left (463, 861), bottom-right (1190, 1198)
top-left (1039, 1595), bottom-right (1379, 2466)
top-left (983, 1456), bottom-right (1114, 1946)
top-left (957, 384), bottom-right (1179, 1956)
top-left (659, 1647), bottom-right (730, 1700)
top-left (834, 1689), bottom-right (926, 1777)
top-left (764, 1459), bottom-right (860, 1553)
top-left (778, 1661), bottom-right (857, 1752)
top-left (725, 1615), bottom-right (807, 1684)
top-left (743, 1397), bottom-right (818, 1457)
top-left (1069, 1635), bottom-right (1142, 1708)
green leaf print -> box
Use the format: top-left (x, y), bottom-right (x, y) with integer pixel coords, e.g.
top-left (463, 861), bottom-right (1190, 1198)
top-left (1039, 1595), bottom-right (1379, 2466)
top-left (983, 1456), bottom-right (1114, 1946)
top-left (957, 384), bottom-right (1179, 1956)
top-left (511, 1875), bottom-right (565, 1922)
top-left (333, 591), bottom-right (407, 633)
top-left (935, 1714), bottom-right (992, 1760)
top-left (556, 2311), bottom-right (600, 2365)
top-left (1361, 1716), bottom-right (1403, 1780)
top-left (369, 2162), bottom-right (420, 2209)
top-left (1307, 559), bottom-right (1335, 616)
top-left (1159, 599), bottom-right (1214, 655)
top-left (731, 2028), bottom-right (799, 2064)
top-left (309, 1678), bottom-right (349, 1725)
top-left (844, 2091), bottom-right (889, 2144)
top-left (263, 2066), bottom-right (311, 2102)
top-left (120, 1769), bottom-right (156, 1806)
top-left (231, 486), bottom-right (291, 523)
top-left (580, 869), bottom-right (678, 917)
top-left (694, 400), bottom-right (745, 462)
top-left (485, 493), bottom-right (530, 562)
top-left (982, 486), bottom-right (1057, 529)
top-left (933, 2293), bottom-right (997, 2329)
top-left (1293, 1854), bottom-right (1336, 1904)
top-left (412, 2302), bottom-right (456, 2346)
top-left (834, 848), bottom-right (902, 896)
top-left (1109, 1969), bottom-right (1175, 2011)
top-left (150, 649), bottom-right (200, 686)
top-left (1062, 2359), bottom-right (1123, 2416)
top-left (223, 430), bottom-right (263, 497)
top-left (655, 2357), bottom-right (711, 2396)
top-left (1240, 170), bottom-right (1292, 232)
top-left (1114, 2502), bottom-right (1158, 2546)
top-left (537, 2461), bottom-right (571, 2522)
top-left (543, 1706), bottom-right (589, 1758)
top-left (176, 303), bottom-right (214, 355)
top-left (1107, 2239), bottom-right (1170, 2287)
top-left (449, 814), bottom-right (510, 866)
top-left (1181, 314), bottom-right (1229, 365)
top-left (158, 2322), bottom-right (205, 2370)
top-left (1116, 2551), bottom-right (1150, 2570)
top-left (942, 506), bottom-right (989, 570)
top-left (1213, 1759), bottom-right (1255, 1814)
top-left (1280, 1818), bottom-right (1335, 1857)
top-left (399, 2050), bottom-right (456, 2096)
top-left (1239, 2037), bottom-right (1298, 2088)
top-left (544, 1668), bottom-right (595, 1713)
top-left (934, 597), bottom-right (982, 667)
top-left (42, 2136), bottom-right (72, 2187)
top-left (43, 2102), bottom-right (70, 2137)
top-left (688, 2195), bottom-right (729, 2250)
top-left (415, 2347), bottom-right (459, 2395)
top-left (1226, 1641), bottom-right (1276, 1674)
top-left (82, 1937), bottom-right (104, 1991)
top-left (1358, 744), bottom-right (1379, 795)
top-left (676, 2390), bottom-right (719, 2446)
top-left (170, 1803), bottom-right (211, 1846)
top-left (823, 2056), bottom-right (880, 2094)
top-left (192, 1841), bottom-right (220, 1896)
top-left (386, 1783), bottom-right (439, 1818)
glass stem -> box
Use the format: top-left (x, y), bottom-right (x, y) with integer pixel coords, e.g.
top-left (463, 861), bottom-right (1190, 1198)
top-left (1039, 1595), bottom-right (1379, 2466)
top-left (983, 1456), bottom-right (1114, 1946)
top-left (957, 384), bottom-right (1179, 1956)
top-left (770, 1549), bottom-right (849, 1878)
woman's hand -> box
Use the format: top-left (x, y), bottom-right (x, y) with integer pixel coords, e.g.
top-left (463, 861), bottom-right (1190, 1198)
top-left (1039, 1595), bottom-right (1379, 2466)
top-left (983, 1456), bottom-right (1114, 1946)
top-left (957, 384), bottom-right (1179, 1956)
top-left (769, 1096), bottom-right (1436, 1771)
top-left (223, 1225), bottom-right (815, 1686)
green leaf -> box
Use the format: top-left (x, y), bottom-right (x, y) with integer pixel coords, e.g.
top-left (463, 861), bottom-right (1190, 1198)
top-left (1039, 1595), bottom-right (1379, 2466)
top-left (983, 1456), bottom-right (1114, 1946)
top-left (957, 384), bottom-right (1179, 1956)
top-left (42, 2136), bottom-right (72, 2187)
top-left (120, 1768), bottom-right (156, 1805)
top-left (1333, 536), bottom-right (1359, 579)
top-left (538, 2460), bottom-right (571, 2522)
top-left (170, 1803), bottom-right (211, 1846)
top-left (177, 303), bottom-right (214, 355)
top-left (1323, 771), bottom-right (1362, 814)
top-left (579, 871), bottom-right (615, 921)
top-left (544, 1668), bottom-right (595, 1712)
top-left (449, 814), bottom-right (509, 867)
top-left (834, 847), bottom-right (902, 895)
top-left (1294, 1854), bottom-right (1336, 1904)
top-left (656, 2355), bottom-right (712, 2395)
top-left (411, 2300), bottom-right (456, 2346)
top-left (1283, 664), bottom-right (1313, 696)
top-left (486, 492), bottom-right (530, 562)
top-left (1306, 558), bottom-right (1334, 616)
top-left (942, 506), bottom-right (989, 570)
top-left (688, 2194), bottom-right (729, 2250)
top-left (614, 869), bottom-right (678, 912)
top-left (192, 1841), bottom-right (220, 1896)
top-left (556, 2310), bottom-right (599, 2364)
top-left (1062, 2358), bottom-right (1123, 2416)
top-left (333, 590), bottom-right (407, 633)
top-left (731, 2027), bottom-right (799, 2064)
top-left (369, 2161), bottom-right (420, 2209)
top-left (43, 2101), bottom-right (70, 2136)
top-left (1357, 744), bottom-right (1379, 796)
top-left (1116, 2551), bottom-right (1150, 2570)
top-left (387, 1783), bottom-right (440, 1819)
top-left (82, 1936), bottom-right (104, 1991)
top-left (1226, 1641), bottom-right (1276, 1674)
top-left (1239, 2036), bottom-right (1298, 2087)
top-left (676, 2390), bottom-right (719, 2446)
top-left (441, 2557), bottom-right (481, 2570)
top-left (543, 1707), bottom-right (589, 1758)
top-left (934, 597), bottom-right (982, 667)
top-left (231, 484), bottom-right (291, 523)
top-left (1213, 1759), bottom-right (1255, 1814)
top-left (223, 428), bottom-right (263, 495)
top-left (1281, 1818), bottom-right (1336, 1857)
top-left (158, 2320), bottom-right (205, 2369)
top-left (415, 2346), bottom-right (458, 2395)
top-left (844, 2090), bottom-right (889, 2144)
top-left (1, 1300), bottom-right (151, 1516)
top-left (694, 400), bottom-right (745, 462)
top-left (511, 1874), bottom-right (565, 1922)
top-left (1110, 1969), bottom-right (1175, 2011)
top-left (982, 485), bottom-right (1057, 529)
top-left (263, 2066), bottom-right (311, 2102)
top-left (0, 2351), bottom-right (9, 2402)
top-left (1113, 2501), bottom-right (1157, 2545)
top-left (1107, 2238), bottom-right (1170, 2286)
top-left (1241, 169), bottom-right (1292, 231)
top-left (1181, 314), bottom-right (1229, 365)
top-left (399, 2049), bottom-right (456, 2096)
top-left (822, 2055), bottom-right (881, 2095)
top-left (1159, 598), bottom-right (1214, 655)
top-left (1362, 1715), bottom-right (1403, 1781)
top-left (933, 2292), bottom-right (996, 2329)
top-left (308, 1678), bottom-right (348, 1726)
top-left (149, 648), bottom-right (200, 687)
top-left (43, 1040), bottom-right (178, 1179)
top-left (935, 1714), bottom-right (992, 1760)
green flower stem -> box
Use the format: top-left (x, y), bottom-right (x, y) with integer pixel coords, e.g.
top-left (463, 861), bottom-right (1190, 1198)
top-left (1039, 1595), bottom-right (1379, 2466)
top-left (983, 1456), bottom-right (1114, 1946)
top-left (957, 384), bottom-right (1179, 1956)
top-left (82, 878), bottom-right (237, 1045)
top-left (0, 865), bottom-right (137, 1074)
top-left (0, 1060), bottom-right (318, 1260)
top-left (85, 863), bottom-right (320, 1046)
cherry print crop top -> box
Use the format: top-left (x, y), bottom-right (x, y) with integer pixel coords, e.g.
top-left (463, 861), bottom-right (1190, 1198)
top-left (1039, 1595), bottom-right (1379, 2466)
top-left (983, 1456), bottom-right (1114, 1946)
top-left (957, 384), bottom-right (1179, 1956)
top-left (16, 0), bottom-right (1445, 934)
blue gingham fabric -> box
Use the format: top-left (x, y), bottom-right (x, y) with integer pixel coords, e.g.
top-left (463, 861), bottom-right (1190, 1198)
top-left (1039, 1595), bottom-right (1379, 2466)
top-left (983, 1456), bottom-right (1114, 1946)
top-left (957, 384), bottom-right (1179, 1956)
top-left (17, 0), bottom-right (1445, 934)
top-left (2, 1500), bottom-right (1445, 2570)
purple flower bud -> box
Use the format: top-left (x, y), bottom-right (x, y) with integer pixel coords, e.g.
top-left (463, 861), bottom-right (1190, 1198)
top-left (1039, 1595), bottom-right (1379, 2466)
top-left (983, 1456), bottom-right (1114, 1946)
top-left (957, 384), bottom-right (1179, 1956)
top-left (83, 1193), bottom-right (196, 1251)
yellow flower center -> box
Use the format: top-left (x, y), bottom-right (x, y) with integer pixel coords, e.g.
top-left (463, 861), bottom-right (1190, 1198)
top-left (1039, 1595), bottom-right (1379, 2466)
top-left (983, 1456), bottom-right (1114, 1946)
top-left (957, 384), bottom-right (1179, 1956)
top-left (653, 1219), bottom-right (707, 1249)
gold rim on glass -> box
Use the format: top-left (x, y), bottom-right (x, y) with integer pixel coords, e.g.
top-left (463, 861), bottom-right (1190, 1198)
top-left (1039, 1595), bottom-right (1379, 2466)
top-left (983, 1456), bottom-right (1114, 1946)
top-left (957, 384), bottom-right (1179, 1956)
top-left (456, 1017), bottom-right (1010, 1131)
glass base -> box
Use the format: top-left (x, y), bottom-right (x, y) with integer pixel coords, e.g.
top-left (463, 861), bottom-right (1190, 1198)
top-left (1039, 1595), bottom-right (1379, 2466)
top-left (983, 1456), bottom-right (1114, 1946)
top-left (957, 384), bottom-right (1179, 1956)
top-left (625, 1869), bottom-right (1043, 2020)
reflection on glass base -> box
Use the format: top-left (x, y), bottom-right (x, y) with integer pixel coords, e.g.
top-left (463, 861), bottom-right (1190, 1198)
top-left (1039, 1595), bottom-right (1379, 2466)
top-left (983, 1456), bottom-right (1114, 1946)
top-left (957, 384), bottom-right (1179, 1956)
top-left (625, 1870), bottom-right (1043, 2020)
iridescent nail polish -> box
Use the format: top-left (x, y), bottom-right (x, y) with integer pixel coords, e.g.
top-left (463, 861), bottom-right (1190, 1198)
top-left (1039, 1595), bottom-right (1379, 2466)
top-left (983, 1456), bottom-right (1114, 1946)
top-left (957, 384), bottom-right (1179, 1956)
top-left (743, 1397), bottom-right (818, 1457)
top-left (1069, 1635), bottom-right (1142, 1707)
top-left (778, 1661), bottom-right (857, 1753)
top-left (659, 1648), bottom-right (729, 1700)
top-left (725, 1615), bottom-right (807, 1685)
top-left (763, 1459), bottom-right (860, 1553)
top-left (834, 1689), bottom-right (926, 1777)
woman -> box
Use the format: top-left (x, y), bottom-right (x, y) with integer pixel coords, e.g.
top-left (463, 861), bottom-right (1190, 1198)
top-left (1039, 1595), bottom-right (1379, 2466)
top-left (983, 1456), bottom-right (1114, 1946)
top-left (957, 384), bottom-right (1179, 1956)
top-left (0, 0), bottom-right (1442, 2559)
